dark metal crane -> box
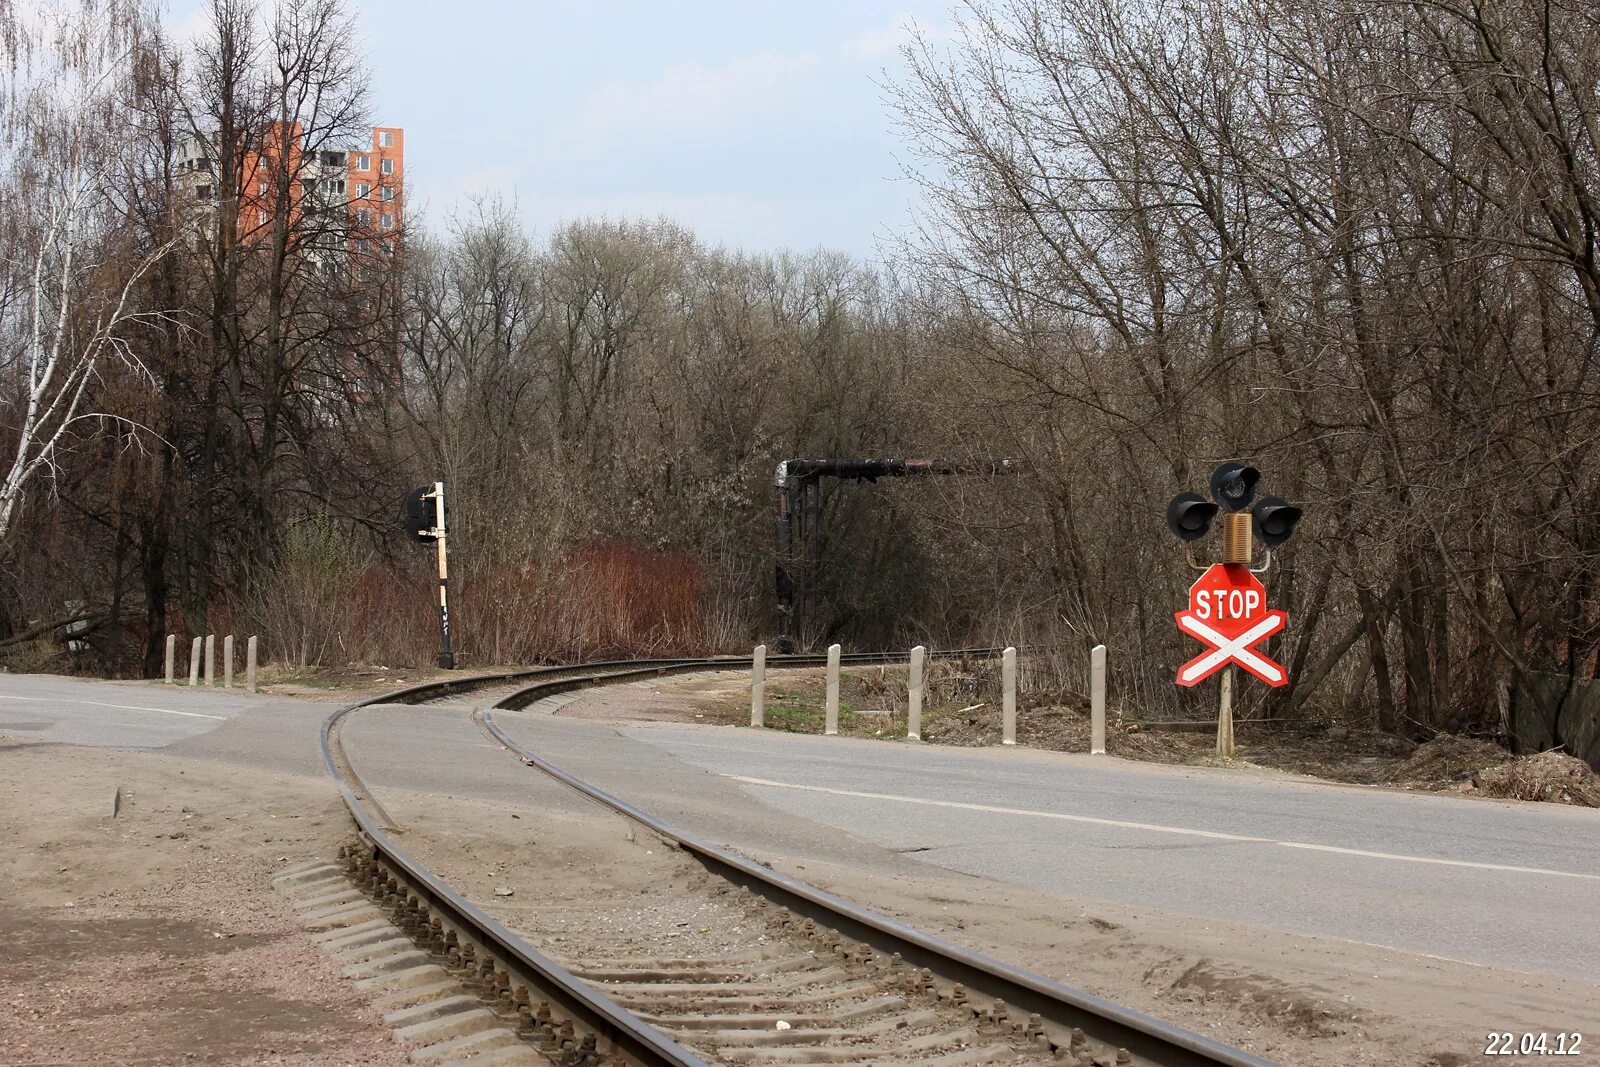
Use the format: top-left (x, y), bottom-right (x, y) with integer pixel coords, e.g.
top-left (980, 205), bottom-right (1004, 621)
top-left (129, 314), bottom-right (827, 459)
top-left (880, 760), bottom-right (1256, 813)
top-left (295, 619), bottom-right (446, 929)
top-left (772, 458), bottom-right (1018, 651)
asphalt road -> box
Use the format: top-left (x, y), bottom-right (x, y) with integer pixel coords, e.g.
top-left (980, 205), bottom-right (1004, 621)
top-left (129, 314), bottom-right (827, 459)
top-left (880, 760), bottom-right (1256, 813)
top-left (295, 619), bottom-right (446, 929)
top-left (5, 670), bottom-right (1598, 984)
top-left (486, 712), bottom-right (1600, 983)
top-left (0, 673), bottom-right (273, 748)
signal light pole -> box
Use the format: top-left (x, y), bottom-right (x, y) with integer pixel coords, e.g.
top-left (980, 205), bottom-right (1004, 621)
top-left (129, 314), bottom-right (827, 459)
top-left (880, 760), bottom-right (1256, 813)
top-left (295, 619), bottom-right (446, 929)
top-left (1165, 463), bottom-right (1301, 756)
top-left (403, 482), bottom-right (456, 670)
top-left (430, 481), bottom-right (455, 670)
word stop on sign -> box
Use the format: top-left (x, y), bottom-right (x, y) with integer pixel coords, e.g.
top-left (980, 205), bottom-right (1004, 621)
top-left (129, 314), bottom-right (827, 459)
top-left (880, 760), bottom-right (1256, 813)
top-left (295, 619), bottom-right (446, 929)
top-left (1174, 564), bottom-right (1289, 688)
top-left (1192, 586), bottom-right (1263, 622)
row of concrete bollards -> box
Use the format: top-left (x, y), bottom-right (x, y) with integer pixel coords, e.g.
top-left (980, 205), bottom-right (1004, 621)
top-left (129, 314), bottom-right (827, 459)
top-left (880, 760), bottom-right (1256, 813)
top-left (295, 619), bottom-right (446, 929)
top-left (163, 633), bottom-right (259, 692)
top-left (750, 644), bottom-right (1109, 752)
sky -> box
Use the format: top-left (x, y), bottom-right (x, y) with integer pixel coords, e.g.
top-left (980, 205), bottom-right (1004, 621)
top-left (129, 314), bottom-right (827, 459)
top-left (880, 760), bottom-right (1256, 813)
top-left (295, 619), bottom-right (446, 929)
top-left (169, 0), bottom-right (959, 259)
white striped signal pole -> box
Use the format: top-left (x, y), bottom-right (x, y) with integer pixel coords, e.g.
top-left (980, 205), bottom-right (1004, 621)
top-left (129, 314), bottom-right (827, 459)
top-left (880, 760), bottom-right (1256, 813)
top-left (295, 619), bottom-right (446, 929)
top-left (405, 483), bottom-right (458, 670)
top-left (430, 481), bottom-right (455, 670)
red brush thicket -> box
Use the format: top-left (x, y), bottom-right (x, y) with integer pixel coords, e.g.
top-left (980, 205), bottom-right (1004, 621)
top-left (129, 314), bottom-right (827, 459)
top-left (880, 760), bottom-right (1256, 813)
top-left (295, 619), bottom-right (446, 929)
top-left (552, 539), bottom-right (706, 658)
top-left (245, 536), bottom-right (709, 670)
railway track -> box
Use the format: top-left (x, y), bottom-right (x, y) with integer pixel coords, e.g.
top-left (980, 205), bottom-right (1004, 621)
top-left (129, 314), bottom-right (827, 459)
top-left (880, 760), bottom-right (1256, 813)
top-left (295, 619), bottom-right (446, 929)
top-left (315, 654), bottom-right (1279, 1067)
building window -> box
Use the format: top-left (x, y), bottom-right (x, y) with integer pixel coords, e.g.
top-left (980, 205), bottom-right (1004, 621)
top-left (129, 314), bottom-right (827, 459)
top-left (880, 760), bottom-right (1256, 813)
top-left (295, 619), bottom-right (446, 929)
top-left (380, 212), bottom-right (394, 228)
top-left (381, 240), bottom-right (393, 254)
top-left (357, 208), bottom-right (371, 225)
top-left (381, 158), bottom-right (394, 175)
top-left (329, 179), bottom-right (345, 195)
top-left (378, 131), bottom-right (393, 148)
top-left (258, 209), bottom-right (268, 224)
top-left (357, 154), bottom-right (370, 170)
top-left (258, 182), bottom-right (267, 195)
top-left (196, 185), bottom-right (212, 200)
top-left (356, 182), bottom-right (370, 198)
top-left (381, 186), bottom-right (395, 202)
top-left (356, 239), bottom-right (369, 253)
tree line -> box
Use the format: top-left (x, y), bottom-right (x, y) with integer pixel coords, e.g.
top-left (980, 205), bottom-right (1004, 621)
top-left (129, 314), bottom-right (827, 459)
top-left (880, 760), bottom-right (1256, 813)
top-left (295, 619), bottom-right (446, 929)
top-left (2, 0), bottom-right (1596, 739)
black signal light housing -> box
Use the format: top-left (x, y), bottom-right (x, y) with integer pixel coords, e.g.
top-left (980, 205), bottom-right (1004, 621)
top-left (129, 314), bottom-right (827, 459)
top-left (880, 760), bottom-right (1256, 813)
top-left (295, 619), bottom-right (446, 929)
top-left (403, 486), bottom-right (439, 543)
top-left (1252, 495), bottom-right (1302, 546)
top-left (1166, 491), bottom-right (1219, 542)
top-left (1209, 462), bottom-right (1260, 512)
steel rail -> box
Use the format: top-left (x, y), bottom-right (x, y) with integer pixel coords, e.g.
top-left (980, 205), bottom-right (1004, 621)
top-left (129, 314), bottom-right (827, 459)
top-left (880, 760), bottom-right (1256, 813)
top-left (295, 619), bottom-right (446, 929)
top-left (317, 652), bottom-right (1000, 1067)
top-left (322, 663), bottom-right (723, 1067)
top-left (480, 661), bottom-right (1280, 1067)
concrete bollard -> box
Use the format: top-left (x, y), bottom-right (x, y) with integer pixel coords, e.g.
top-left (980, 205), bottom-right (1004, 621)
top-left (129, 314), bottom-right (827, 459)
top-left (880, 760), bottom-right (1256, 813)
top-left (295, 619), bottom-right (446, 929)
top-left (750, 644), bottom-right (766, 727)
top-left (164, 634), bottom-right (176, 684)
top-left (1001, 646), bottom-right (1017, 745)
top-left (247, 636), bottom-right (258, 692)
top-left (224, 635), bottom-right (235, 689)
top-left (1090, 644), bottom-right (1107, 755)
top-left (204, 634), bottom-right (215, 687)
top-left (907, 645), bottom-right (925, 741)
top-left (824, 644), bottom-right (841, 735)
top-left (188, 637), bottom-right (202, 686)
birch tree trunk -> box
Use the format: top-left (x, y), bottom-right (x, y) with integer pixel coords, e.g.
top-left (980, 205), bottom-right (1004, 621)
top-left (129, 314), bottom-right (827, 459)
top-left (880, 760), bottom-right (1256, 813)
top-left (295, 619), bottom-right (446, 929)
top-left (0, 1), bottom-right (173, 547)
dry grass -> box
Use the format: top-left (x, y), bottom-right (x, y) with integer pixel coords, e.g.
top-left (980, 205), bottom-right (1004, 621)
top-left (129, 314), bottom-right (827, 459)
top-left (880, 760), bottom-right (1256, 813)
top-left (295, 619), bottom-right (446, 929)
top-left (1470, 750), bottom-right (1600, 806)
top-left (1385, 733), bottom-right (1512, 789)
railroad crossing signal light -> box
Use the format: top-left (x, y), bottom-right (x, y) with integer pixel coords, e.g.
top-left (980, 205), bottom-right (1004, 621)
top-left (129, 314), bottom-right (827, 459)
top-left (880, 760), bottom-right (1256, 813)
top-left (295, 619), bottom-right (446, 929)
top-left (402, 486), bottom-right (439, 543)
top-left (1165, 491), bottom-right (1219, 542)
top-left (1252, 496), bottom-right (1302, 546)
top-left (1209, 462), bottom-right (1260, 512)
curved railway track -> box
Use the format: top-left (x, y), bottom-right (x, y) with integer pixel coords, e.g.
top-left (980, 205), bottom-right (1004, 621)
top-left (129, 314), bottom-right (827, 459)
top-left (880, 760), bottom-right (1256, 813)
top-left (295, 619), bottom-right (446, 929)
top-left (315, 654), bottom-right (1279, 1067)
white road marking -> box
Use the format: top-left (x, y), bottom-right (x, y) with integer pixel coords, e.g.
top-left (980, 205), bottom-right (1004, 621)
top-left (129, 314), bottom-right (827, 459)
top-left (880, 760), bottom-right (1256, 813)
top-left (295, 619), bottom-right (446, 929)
top-left (1273, 841), bottom-right (1597, 879)
top-left (728, 774), bottom-right (1272, 842)
top-left (0, 693), bottom-right (225, 720)
top-left (725, 774), bottom-right (1600, 882)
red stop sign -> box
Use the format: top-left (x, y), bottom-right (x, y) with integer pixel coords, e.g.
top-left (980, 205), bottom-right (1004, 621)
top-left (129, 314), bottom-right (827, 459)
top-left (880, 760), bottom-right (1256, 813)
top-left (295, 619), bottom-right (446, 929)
top-left (1174, 564), bottom-right (1288, 687)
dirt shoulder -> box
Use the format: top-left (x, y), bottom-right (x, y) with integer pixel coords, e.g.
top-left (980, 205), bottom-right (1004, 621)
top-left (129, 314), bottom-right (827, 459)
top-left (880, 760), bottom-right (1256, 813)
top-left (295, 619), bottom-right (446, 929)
top-left (0, 737), bottom-right (406, 1067)
top-left (249, 662), bottom-right (458, 701)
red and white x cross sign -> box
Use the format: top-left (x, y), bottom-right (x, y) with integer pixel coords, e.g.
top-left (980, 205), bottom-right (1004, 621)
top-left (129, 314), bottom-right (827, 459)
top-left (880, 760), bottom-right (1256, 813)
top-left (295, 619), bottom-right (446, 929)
top-left (1175, 564), bottom-right (1289, 687)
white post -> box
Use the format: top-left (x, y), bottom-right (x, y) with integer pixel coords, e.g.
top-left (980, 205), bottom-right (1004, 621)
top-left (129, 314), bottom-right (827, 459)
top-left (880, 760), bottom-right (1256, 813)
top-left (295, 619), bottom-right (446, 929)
top-left (164, 634), bottom-right (176, 684)
top-left (907, 645), bottom-right (925, 741)
top-left (433, 481), bottom-right (456, 669)
top-left (1002, 646), bottom-right (1017, 745)
top-left (824, 644), bottom-right (841, 735)
top-left (1090, 644), bottom-right (1107, 754)
top-left (188, 637), bottom-right (202, 686)
top-left (750, 644), bottom-right (767, 727)
top-left (247, 636), bottom-right (259, 693)
top-left (223, 635), bottom-right (235, 689)
top-left (204, 634), bottom-right (215, 687)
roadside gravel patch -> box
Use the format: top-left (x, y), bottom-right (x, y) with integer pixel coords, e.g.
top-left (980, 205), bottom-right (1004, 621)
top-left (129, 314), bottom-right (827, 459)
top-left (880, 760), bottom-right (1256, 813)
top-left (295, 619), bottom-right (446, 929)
top-left (0, 736), bottom-right (410, 1066)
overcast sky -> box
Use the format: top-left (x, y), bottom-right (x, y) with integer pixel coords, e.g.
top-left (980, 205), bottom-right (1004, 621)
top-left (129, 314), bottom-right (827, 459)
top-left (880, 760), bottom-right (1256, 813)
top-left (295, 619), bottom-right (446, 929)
top-left (169, 1), bottom-right (956, 259)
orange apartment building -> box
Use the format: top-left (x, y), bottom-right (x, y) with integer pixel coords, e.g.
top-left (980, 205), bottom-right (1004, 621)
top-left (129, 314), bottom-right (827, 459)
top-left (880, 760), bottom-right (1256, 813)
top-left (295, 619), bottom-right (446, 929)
top-left (178, 123), bottom-right (405, 260)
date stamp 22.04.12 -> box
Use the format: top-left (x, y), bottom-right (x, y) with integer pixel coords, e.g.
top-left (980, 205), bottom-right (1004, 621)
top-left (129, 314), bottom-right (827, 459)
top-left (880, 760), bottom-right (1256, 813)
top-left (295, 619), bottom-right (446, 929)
top-left (1484, 1033), bottom-right (1582, 1057)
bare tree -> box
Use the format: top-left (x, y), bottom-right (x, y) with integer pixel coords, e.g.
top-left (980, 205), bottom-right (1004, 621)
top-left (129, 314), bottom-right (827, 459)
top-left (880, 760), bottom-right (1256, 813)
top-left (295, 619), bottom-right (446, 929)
top-left (0, 0), bottom-right (174, 546)
top-left (889, 0), bottom-right (1600, 732)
